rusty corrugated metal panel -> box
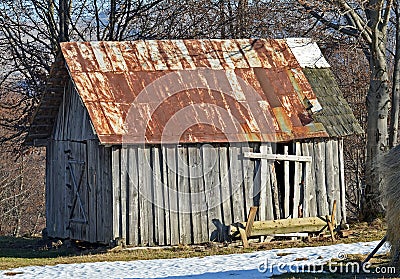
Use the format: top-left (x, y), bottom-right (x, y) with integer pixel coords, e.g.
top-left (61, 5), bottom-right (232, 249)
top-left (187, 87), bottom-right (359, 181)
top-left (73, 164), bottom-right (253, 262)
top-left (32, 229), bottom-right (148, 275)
top-left (58, 39), bottom-right (330, 144)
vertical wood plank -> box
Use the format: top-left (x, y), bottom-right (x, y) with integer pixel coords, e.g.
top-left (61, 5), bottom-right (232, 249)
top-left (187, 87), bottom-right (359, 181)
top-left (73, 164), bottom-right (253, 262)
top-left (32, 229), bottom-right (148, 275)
top-left (303, 162), bottom-right (312, 218)
top-left (188, 145), bottom-right (208, 243)
top-left (293, 142), bottom-right (302, 218)
top-left (219, 146), bottom-right (232, 225)
top-left (314, 141), bottom-right (329, 216)
top-left (161, 146), bottom-right (171, 245)
top-left (137, 146), bottom-right (148, 245)
top-left (120, 147), bottom-right (128, 242)
top-left (202, 144), bottom-right (222, 239)
top-left (260, 143), bottom-right (274, 220)
top-left (87, 140), bottom-right (98, 243)
top-left (229, 144), bottom-right (245, 222)
top-left (268, 144), bottom-right (280, 219)
top-left (198, 147), bottom-right (209, 242)
top-left (178, 146), bottom-right (191, 244)
top-left (111, 147), bottom-right (121, 240)
top-left (306, 142), bottom-right (317, 217)
top-left (82, 143), bottom-right (89, 241)
top-left (103, 147), bottom-right (113, 243)
top-left (241, 145), bottom-right (254, 216)
top-left (152, 146), bottom-right (165, 245)
top-left (338, 139), bottom-right (347, 223)
top-left (138, 146), bottom-right (154, 245)
top-left (96, 145), bottom-right (105, 243)
top-left (127, 147), bottom-right (139, 246)
top-left (60, 141), bottom-right (68, 238)
top-left (325, 140), bottom-right (335, 211)
top-left (332, 140), bottom-right (342, 223)
top-left (301, 142), bottom-right (312, 218)
top-left (166, 145), bottom-right (179, 245)
top-left (253, 153), bottom-right (261, 219)
top-left (146, 146), bottom-right (155, 246)
top-left (283, 145), bottom-right (290, 218)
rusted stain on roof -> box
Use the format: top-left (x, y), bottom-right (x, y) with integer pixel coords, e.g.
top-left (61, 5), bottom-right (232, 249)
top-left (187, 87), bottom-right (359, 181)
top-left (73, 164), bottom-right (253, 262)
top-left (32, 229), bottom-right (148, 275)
top-left (57, 39), bottom-right (329, 144)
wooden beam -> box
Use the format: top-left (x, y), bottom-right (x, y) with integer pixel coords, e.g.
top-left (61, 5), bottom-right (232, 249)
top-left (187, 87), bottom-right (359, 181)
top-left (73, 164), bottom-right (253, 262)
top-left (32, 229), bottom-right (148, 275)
top-left (231, 216), bottom-right (330, 236)
top-left (239, 228), bottom-right (249, 248)
top-left (245, 206), bottom-right (258, 237)
top-left (33, 138), bottom-right (49, 147)
top-left (244, 152), bottom-right (312, 162)
top-left (326, 215), bottom-right (336, 242)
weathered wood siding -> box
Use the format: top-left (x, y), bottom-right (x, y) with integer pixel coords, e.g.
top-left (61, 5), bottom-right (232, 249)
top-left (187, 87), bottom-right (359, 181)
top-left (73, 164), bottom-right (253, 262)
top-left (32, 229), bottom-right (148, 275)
top-left (300, 139), bottom-right (346, 223)
top-left (45, 82), bottom-right (347, 245)
top-left (110, 139), bottom-right (346, 246)
top-left (46, 83), bottom-right (113, 243)
top-left (111, 143), bottom-right (258, 245)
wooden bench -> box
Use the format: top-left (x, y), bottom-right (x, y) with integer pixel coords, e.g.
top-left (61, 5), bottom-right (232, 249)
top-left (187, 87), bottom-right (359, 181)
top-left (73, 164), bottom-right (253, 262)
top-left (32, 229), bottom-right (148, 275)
top-left (231, 201), bottom-right (337, 248)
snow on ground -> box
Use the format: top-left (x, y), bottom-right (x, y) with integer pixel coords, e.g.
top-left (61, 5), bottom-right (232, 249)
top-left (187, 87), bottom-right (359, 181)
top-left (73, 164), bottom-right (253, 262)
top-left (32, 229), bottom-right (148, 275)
top-left (1, 241), bottom-right (390, 279)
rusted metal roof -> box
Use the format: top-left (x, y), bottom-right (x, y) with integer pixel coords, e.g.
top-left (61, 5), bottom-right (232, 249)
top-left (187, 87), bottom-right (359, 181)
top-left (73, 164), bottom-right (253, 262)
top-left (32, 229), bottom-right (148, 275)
top-left (62, 39), bottom-right (332, 144)
top-left (28, 38), bottom-right (352, 145)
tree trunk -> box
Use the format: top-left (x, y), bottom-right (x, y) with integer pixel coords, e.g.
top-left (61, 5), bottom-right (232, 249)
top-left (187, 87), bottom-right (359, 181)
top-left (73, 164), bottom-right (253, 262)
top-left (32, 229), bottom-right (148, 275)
top-left (237, 0), bottom-right (248, 38)
top-left (219, 0), bottom-right (226, 38)
top-left (58, 0), bottom-right (70, 42)
top-left (362, 33), bottom-right (390, 220)
top-left (108, 0), bottom-right (117, 40)
top-left (389, 1), bottom-right (400, 148)
top-left (47, 0), bottom-right (58, 52)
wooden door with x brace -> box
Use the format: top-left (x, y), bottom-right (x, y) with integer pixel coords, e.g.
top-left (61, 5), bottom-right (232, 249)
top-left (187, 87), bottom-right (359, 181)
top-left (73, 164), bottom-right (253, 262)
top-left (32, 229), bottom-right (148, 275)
top-left (65, 141), bottom-right (90, 241)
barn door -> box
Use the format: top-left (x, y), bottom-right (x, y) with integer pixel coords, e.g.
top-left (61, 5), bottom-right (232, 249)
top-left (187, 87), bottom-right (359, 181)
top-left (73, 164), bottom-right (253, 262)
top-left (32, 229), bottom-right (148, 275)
top-left (65, 142), bottom-right (90, 239)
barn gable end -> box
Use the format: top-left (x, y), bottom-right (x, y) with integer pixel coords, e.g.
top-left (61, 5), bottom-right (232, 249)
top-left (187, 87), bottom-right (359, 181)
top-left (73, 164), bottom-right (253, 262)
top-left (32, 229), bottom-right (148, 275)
top-left (27, 38), bottom-right (362, 245)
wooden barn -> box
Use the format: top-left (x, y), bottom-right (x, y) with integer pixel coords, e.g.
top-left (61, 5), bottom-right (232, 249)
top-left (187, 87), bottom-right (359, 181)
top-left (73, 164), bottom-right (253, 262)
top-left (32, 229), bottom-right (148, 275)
top-left (26, 38), bottom-right (363, 246)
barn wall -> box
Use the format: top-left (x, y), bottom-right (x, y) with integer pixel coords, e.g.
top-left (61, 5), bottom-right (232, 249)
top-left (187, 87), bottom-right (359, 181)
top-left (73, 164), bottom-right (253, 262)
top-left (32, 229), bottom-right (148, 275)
top-left (46, 82), bottom-right (113, 243)
top-left (45, 81), bottom-right (346, 245)
top-left (110, 143), bottom-right (258, 245)
top-left (110, 139), bottom-right (346, 246)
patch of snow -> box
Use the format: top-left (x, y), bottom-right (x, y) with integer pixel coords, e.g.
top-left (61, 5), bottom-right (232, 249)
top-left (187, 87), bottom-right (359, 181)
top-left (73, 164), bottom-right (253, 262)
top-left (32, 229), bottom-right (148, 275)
top-left (0, 241), bottom-right (390, 279)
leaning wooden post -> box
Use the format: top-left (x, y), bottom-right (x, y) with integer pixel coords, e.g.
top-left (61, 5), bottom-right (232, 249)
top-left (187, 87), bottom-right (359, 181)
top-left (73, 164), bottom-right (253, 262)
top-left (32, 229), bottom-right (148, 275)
top-left (327, 200), bottom-right (337, 242)
top-left (239, 228), bottom-right (249, 248)
top-left (246, 206), bottom-right (258, 237)
top-left (331, 200), bottom-right (337, 227)
top-left (240, 206), bottom-right (258, 248)
top-left (326, 215), bottom-right (336, 242)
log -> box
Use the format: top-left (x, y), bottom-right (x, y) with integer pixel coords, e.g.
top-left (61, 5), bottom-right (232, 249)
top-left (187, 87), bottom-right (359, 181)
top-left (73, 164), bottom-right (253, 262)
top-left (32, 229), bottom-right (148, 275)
top-left (230, 215), bottom-right (331, 236)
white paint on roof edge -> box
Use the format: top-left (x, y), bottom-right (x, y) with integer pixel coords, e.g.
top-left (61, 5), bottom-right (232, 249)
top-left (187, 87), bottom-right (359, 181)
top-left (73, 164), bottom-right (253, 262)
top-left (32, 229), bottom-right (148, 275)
top-left (286, 38), bottom-right (330, 68)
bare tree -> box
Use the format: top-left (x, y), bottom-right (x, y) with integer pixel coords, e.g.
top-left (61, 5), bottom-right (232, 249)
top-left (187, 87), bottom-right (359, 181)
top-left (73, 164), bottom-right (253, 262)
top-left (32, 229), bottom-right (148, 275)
top-left (295, 0), bottom-right (400, 220)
